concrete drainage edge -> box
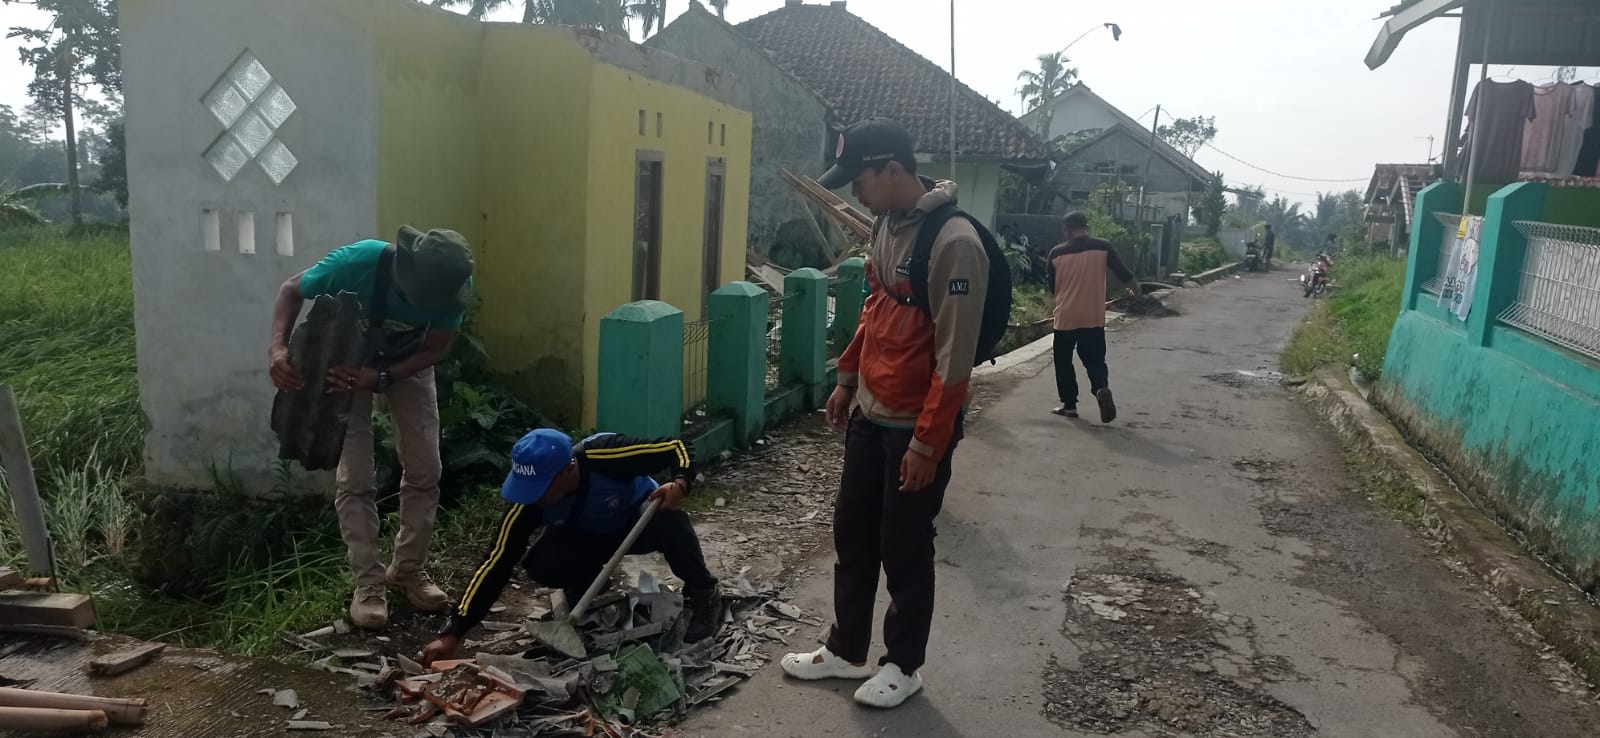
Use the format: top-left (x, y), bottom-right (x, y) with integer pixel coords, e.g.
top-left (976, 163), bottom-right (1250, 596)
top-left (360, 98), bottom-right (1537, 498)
top-left (1299, 365), bottom-right (1600, 687)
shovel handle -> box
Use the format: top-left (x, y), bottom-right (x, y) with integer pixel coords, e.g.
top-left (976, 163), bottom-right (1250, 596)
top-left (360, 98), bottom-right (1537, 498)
top-left (568, 497), bottom-right (663, 623)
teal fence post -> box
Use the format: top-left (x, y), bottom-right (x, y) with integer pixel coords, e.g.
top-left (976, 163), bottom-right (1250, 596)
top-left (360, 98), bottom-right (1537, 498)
top-left (708, 282), bottom-right (767, 447)
top-left (598, 300), bottom-right (684, 437)
top-left (1468, 182), bottom-right (1546, 347)
top-left (832, 257), bottom-right (866, 355)
top-left (781, 267), bottom-right (828, 404)
top-left (1405, 181), bottom-right (1463, 311)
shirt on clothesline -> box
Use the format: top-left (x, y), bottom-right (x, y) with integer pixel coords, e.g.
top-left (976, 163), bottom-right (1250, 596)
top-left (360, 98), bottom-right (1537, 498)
top-left (1520, 82), bottom-right (1596, 177)
top-left (1466, 80), bottom-right (1535, 183)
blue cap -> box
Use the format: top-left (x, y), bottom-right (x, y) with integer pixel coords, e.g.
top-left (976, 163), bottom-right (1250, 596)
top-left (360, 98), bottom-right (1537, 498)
top-left (502, 429), bottom-right (574, 505)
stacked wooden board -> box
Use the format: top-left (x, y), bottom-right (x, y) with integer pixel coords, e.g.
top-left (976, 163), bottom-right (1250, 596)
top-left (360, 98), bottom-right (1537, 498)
top-left (0, 568), bottom-right (93, 628)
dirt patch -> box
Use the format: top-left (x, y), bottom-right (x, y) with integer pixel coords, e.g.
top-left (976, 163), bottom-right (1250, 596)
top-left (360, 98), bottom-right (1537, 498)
top-left (1112, 295), bottom-right (1181, 317)
top-left (1044, 548), bottom-right (1313, 737)
top-left (1204, 370), bottom-right (1289, 390)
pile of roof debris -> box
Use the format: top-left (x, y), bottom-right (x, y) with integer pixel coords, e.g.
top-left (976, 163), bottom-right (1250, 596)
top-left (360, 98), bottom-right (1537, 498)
top-left (296, 576), bottom-right (815, 737)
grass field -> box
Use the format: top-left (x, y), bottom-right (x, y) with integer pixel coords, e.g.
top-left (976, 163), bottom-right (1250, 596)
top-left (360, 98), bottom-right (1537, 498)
top-left (1282, 254), bottom-right (1408, 382)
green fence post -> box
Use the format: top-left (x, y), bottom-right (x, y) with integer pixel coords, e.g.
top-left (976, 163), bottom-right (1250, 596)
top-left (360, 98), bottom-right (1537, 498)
top-left (781, 268), bottom-right (828, 404)
top-left (1468, 182), bottom-right (1546, 347)
top-left (1405, 181), bottom-right (1462, 311)
top-left (708, 282), bottom-right (767, 447)
top-left (832, 257), bottom-right (867, 355)
top-left (598, 300), bottom-right (684, 437)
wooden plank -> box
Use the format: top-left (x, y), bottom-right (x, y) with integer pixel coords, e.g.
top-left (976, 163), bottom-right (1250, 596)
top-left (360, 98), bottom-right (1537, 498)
top-left (0, 568), bottom-right (19, 589)
top-left (0, 592), bottom-right (95, 628)
top-left (89, 642), bottom-right (166, 677)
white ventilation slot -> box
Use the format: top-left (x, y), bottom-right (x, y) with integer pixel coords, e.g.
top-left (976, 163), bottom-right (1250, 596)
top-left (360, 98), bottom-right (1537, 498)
top-left (275, 212), bottom-right (294, 256)
top-left (202, 209), bottom-right (221, 251)
top-left (237, 211), bottom-right (256, 254)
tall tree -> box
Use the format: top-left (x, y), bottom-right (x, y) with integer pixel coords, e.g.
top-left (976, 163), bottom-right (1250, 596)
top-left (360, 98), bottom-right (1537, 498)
top-left (1016, 51), bottom-right (1077, 133)
top-left (1195, 171), bottom-right (1226, 238)
top-left (8, 0), bottom-right (121, 228)
top-left (1155, 115), bottom-right (1217, 158)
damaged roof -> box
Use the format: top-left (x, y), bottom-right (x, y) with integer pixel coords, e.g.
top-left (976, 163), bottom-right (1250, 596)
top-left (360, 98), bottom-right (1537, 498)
top-left (735, 2), bottom-right (1047, 161)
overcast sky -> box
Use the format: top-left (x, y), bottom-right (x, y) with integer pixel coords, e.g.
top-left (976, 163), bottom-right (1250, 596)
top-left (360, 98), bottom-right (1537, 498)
top-left (2, 0), bottom-right (1596, 206)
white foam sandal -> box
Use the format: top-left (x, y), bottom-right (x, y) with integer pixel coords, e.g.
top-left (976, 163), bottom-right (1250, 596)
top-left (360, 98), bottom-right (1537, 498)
top-left (780, 647), bottom-right (874, 681)
top-left (853, 663), bottom-right (923, 708)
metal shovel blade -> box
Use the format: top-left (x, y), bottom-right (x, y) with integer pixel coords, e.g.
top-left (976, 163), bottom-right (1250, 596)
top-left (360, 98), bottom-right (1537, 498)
top-left (524, 620), bottom-right (587, 660)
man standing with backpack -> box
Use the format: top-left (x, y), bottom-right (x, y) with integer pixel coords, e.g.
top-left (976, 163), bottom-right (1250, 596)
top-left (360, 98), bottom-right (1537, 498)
top-left (268, 226), bottom-right (474, 629)
top-left (780, 118), bottom-right (1010, 709)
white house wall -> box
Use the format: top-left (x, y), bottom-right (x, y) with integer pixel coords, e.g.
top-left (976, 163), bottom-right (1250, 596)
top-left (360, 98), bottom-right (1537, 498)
top-left (123, 0), bottom-right (381, 490)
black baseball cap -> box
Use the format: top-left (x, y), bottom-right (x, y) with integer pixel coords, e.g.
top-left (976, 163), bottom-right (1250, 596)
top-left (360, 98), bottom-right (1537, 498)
top-left (817, 117), bottom-right (916, 190)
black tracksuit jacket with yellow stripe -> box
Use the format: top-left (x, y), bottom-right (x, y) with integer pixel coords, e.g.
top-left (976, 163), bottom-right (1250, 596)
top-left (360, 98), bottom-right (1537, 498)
top-left (443, 434), bottom-right (693, 637)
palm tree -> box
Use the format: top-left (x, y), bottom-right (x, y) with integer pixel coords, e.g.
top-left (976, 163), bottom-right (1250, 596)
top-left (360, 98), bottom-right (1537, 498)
top-left (430, 0), bottom-right (515, 19)
top-left (1016, 51), bottom-right (1077, 115)
top-left (708, 0), bottom-right (727, 19)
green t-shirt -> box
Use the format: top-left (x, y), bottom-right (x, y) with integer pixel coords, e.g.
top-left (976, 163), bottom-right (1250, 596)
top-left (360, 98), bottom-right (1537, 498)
top-left (299, 239), bottom-right (468, 339)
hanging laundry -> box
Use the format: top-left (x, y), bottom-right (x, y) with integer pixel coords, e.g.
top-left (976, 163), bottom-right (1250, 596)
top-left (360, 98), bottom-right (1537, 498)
top-left (1521, 82), bottom-right (1593, 177)
top-left (1465, 80), bottom-right (1535, 183)
top-left (1572, 84), bottom-right (1600, 177)
top-left (1555, 84), bottom-right (1595, 175)
top-left (1520, 83), bottom-right (1570, 175)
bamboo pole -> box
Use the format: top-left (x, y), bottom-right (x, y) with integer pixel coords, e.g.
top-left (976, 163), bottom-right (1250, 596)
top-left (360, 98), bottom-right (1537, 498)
top-left (0, 688), bottom-right (147, 726)
top-left (0, 706), bottom-right (109, 732)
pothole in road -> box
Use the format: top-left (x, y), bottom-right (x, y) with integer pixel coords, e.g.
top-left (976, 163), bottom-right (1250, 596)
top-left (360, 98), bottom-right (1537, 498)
top-left (1204, 370), bottom-right (1291, 389)
top-left (1043, 548), bottom-right (1313, 737)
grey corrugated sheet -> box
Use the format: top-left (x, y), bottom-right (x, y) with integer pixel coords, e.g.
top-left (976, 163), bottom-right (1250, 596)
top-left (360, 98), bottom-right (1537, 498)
top-left (270, 292), bottom-right (366, 471)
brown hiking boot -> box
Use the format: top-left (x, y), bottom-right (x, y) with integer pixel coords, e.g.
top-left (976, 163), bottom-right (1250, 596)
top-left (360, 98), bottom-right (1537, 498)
top-left (350, 584), bottom-right (389, 629)
top-left (386, 567), bottom-right (450, 612)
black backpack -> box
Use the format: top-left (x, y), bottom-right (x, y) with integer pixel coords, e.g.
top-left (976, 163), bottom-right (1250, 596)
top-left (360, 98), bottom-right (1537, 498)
top-left (892, 203), bottom-right (1013, 366)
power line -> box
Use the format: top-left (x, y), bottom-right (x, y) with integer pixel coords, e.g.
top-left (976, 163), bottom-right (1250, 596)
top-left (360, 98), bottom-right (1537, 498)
top-left (1201, 142), bottom-right (1370, 183)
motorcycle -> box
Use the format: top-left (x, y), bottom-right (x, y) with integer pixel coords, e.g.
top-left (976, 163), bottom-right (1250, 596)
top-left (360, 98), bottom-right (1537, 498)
top-left (1301, 253), bottom-right (1332, 298)
top-left (1243, 240), bottom-right (1263, 272)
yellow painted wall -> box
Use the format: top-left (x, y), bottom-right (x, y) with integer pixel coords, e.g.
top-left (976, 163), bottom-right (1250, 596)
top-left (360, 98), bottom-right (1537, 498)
top-left (367, 9), bottom-right (753, 427)
top-left (580, 62), bottom-right (752, 425)
top-left (473, 25), bottom-right (598, 424)
top-left (375, 1), bottom-right (482, 249)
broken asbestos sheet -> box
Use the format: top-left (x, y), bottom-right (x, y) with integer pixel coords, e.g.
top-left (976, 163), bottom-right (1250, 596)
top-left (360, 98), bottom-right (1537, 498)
top-left (362, 577), bottom-right (809, 736)
top-left (271, 291), bottom-right (367, 470)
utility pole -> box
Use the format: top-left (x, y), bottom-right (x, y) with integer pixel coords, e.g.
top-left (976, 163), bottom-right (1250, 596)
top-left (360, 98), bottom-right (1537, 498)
top-left (949, 0), bottom-right (957, 179)
top-left (1137, 105), bottom-right (1161, 275)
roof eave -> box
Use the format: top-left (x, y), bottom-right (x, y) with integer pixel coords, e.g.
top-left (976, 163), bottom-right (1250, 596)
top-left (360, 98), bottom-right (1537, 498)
top-left (1366, 0), bottom-right (1468, 69)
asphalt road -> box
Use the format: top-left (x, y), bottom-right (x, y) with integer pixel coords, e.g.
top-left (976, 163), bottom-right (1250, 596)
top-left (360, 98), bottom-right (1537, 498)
top-left (680, 267), bottom-right (1600, 737)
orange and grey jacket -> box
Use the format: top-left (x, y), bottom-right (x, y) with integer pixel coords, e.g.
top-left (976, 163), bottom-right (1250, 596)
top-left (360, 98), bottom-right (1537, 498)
top-left (1048, 236), bottom-right (1134, 331)
top-left (837, 180), bottom-right (989, 461)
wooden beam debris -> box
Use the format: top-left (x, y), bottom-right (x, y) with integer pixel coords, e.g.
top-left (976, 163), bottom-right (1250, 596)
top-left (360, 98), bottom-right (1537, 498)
top-left (89, 642), bottom-right (166, 677)
top-left (0, 592), bottom-right (94, 628)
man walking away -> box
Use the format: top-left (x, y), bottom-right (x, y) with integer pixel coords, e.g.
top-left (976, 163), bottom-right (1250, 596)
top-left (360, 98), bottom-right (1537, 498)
top-left (1047, 211), bottom-right (1138, 423)
top-left (268, 226), bottom-right (474, 629)
top-left (779, 118), bottom-right (989, 709)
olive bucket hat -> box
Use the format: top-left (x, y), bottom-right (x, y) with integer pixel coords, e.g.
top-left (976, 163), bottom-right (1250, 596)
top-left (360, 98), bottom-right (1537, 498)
top-left (394, 225), bottom-right (474, 312)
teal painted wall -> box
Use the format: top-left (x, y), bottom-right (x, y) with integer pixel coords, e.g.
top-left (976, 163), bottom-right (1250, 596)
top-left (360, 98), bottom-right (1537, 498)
top-left (1380, 181), bottom-right (1600, 590)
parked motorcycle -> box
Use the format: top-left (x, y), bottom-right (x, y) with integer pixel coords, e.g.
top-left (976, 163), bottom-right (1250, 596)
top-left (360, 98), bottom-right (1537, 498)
top-left (1243, 240), bottom-right (1263, 272)
top-left (1301, 253), bottom-right (1332, 297)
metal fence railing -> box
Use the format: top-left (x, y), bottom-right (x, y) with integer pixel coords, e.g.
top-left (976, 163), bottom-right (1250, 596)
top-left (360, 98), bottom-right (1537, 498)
top-left (682, 317), bottom-right (713, 414)
top-left (1422, 211), bottom-right (1464, 295)
top-left (1498, 221), bottom-right (1600, 361)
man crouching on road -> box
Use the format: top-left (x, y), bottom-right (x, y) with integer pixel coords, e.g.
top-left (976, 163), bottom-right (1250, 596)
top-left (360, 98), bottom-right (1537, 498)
top-left (419, 429), bottom-right (722, 666)
top-left (780, 118), bottom-right (988, 709)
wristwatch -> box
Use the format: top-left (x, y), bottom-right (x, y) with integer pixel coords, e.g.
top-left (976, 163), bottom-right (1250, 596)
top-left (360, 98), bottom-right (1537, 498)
top-left (374, 370), bottom-right (393, 394)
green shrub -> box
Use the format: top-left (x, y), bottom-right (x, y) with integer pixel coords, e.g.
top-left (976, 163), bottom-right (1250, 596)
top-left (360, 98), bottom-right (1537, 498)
top-left (1282, 254), bottom-right (1407, 381)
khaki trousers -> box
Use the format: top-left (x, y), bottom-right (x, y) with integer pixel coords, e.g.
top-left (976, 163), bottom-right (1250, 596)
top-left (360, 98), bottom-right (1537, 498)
top-left (333, 367), bottom-right (442, 586)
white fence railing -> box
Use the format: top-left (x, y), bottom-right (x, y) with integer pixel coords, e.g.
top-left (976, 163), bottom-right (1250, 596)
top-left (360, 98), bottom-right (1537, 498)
top-left (1422, 212), bottom-right (1463, 295)
top-left (1499, 221), bottom-right (1600, 360)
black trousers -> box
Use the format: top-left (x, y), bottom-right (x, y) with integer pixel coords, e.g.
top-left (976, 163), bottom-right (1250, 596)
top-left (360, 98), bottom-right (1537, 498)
top-left (826, 411), bottom-right (962, 673)
top-left (521, 510), bottom-right (717, 598)
top-left (1054, 327), bottom-right (1109, 405)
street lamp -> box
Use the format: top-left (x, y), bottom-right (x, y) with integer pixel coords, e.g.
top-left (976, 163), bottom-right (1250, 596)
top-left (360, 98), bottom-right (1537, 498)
top-left (1064, 22), bottom-right (1122, 55)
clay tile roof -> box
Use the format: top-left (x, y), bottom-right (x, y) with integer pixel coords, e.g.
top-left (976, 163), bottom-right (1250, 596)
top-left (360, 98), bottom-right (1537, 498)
top-left (736, 2), bottom-right (1047, 161)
